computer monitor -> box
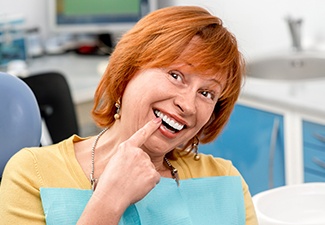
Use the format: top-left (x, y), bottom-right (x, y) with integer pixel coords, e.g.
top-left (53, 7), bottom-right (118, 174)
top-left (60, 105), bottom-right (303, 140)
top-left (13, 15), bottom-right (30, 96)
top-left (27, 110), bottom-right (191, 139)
top-left (47, 0), bottom-right (158, 35)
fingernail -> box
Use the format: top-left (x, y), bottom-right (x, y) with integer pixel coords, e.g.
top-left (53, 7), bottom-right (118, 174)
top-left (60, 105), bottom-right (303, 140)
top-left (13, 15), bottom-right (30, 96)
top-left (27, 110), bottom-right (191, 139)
top-left (153, 117), bottom-right (161, 123)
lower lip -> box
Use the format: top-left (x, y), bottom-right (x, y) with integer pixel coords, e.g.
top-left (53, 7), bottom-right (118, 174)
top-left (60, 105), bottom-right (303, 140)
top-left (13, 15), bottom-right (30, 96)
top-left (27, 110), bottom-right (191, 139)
top-left (158, 124), bottom-right (179, 139)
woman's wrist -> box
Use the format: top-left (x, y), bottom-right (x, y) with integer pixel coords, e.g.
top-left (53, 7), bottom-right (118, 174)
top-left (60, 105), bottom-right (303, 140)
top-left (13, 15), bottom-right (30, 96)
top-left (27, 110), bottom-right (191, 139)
top-left (77, 192), bottom-right (126, 225)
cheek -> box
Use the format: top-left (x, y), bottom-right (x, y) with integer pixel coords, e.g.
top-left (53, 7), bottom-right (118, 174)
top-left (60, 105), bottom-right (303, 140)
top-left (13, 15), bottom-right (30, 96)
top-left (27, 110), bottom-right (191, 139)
top-left (198, 104), bottom-right (215, 125)
top-left (123, 77), bottom-right (151, 103)
top-left (121, 80), bottom-right (161, 116)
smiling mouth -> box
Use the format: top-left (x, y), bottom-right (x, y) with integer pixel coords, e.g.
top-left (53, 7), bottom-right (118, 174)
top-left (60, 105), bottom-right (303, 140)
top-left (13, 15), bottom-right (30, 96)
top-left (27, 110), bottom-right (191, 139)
top-left (154, 110), bottom-right (185, 133)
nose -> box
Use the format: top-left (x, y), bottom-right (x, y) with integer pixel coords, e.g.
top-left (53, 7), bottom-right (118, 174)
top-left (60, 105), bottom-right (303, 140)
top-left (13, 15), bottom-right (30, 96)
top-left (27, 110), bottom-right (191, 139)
top-left (173, 91), bottom-right (197, 115)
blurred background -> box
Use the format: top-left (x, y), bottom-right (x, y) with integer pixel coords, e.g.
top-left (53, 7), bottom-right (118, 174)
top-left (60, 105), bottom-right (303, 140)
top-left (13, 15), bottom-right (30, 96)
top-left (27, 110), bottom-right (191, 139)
top-left (1, 0), bottom-right (324, 59)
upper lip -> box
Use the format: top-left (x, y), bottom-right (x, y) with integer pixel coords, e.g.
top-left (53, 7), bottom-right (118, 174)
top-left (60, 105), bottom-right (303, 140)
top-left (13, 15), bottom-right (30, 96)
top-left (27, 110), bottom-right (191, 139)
top-left (154, 109), bottom-right (188, 129)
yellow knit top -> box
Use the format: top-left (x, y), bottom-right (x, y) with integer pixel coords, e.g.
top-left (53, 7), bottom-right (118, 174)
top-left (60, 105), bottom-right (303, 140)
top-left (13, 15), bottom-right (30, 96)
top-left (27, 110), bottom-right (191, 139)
top-left (0, 135), bottom-right (257, 224)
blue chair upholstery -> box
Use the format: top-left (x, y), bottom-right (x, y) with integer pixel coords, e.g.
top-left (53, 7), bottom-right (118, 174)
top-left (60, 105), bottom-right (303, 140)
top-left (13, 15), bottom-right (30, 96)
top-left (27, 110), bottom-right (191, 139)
top-left (0, 72), bottom-right (41, 180)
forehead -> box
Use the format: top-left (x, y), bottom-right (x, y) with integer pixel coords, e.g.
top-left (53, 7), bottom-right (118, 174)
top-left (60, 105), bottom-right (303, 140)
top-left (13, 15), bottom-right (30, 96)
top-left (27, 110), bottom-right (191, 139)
top-left (173, 38), bottom-right (229, 85)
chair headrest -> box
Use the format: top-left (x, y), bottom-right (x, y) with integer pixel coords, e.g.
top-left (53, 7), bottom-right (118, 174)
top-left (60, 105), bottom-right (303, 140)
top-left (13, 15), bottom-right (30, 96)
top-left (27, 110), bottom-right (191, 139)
top-left (0, 72), bottom-right (42, 177)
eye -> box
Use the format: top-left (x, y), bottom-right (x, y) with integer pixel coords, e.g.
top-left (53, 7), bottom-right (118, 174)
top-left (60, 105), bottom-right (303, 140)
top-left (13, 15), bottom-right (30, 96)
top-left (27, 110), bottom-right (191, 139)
top-left (200, 90), bottom-right (215, 100)
top-left (168, 71), bottom-right (183, 82)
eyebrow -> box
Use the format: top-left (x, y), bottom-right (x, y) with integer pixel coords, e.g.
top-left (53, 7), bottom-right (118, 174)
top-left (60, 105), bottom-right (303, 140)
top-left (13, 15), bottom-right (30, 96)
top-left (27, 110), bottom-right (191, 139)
top-left (180, 61), bottom-right (224, 88)
top-left (206, 75), bottom-right (223, 85)
top-left (206, 77), bottom-right (224, 91)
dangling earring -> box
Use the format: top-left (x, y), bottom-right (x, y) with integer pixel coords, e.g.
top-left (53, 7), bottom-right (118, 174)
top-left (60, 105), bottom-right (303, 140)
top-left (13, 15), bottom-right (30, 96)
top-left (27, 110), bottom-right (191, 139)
top-left (114, 99), bottom-right (121, 120)
top-left (192, 136), bottom-right (200, 161)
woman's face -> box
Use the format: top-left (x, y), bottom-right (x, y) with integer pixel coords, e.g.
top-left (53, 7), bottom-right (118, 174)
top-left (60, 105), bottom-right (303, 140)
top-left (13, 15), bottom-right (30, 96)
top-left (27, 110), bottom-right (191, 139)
top-left (119, 61), bottom-right (226, 158)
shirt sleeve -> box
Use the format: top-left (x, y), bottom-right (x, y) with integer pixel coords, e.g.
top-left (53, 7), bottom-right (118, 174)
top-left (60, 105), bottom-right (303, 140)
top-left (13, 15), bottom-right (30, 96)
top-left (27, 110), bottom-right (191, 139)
top-left (0, 148), bottom-right (46, 224)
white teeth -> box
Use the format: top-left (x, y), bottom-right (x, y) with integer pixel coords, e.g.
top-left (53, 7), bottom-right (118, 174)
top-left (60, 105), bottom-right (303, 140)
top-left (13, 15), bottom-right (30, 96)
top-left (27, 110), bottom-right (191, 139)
top-left (154, 110), bottom-right (184, 131)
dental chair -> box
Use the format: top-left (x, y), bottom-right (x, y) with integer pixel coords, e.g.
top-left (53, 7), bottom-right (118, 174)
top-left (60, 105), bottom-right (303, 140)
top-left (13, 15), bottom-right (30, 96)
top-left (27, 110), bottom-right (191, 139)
top-left (0, 72), bottom-right (42, 182)
top-left (20, 72), bottom-right (79, 145)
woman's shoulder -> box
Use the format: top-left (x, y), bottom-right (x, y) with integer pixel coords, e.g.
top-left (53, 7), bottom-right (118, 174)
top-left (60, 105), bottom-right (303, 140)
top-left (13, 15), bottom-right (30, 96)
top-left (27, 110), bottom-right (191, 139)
top-left (3, 135), bottom-right (89, 188)
top-left (6, 135), bottom-right (82, 170)
top-left (174, 152), bottom-right (241, 178)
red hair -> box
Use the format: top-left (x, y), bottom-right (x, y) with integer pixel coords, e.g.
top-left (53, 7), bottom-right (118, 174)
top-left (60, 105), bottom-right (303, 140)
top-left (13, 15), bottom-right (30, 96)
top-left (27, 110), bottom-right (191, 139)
top-left (92, 6), bottom-right (245, 149)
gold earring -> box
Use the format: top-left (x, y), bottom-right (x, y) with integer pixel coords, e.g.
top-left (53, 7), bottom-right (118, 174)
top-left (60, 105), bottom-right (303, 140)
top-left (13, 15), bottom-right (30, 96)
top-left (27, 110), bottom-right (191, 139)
top-left (193, 136), bottom-right (200, 161)
top-left (114, 99), bottom-right (121, 120)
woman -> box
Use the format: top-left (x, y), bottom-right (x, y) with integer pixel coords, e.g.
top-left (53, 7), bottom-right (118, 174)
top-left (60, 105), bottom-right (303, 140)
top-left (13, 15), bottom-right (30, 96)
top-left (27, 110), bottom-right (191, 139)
top-left (0, 6), bottom-right (257, 224)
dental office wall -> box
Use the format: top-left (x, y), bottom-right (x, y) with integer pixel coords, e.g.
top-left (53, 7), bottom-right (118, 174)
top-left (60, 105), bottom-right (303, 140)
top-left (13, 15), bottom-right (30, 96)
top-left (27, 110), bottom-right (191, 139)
top-left (1, 0), bottom-right (325, 59)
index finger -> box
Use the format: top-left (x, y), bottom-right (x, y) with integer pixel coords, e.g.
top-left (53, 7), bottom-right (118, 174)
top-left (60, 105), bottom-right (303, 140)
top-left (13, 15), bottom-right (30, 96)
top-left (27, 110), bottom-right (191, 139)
top-left (127, 117), bottom-right (162, 147)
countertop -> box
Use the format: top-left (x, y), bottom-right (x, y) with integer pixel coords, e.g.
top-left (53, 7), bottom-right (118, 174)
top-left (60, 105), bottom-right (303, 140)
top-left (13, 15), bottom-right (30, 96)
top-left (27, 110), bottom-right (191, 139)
top-left (27, 53), bottom-right (108, 104)
top-left (240, 76), bottom-right (325, 117)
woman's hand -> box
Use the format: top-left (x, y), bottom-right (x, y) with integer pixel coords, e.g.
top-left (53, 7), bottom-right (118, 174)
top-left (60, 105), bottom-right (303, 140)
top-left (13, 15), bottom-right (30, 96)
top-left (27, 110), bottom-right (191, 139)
top-left (78, 118), bottom-right (162, 224)
top-left (93, 117), bottom-right (162, 210)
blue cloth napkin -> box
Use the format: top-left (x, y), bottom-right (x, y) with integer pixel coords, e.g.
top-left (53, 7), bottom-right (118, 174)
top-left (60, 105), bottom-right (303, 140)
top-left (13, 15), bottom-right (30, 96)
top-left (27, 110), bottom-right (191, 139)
top-left (40, 176), bottom-right (245, 225)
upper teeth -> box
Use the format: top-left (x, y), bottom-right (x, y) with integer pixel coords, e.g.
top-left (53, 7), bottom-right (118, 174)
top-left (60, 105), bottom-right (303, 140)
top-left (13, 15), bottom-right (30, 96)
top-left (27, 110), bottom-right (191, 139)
top-left (154, 110), bottom-right (184, 131)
